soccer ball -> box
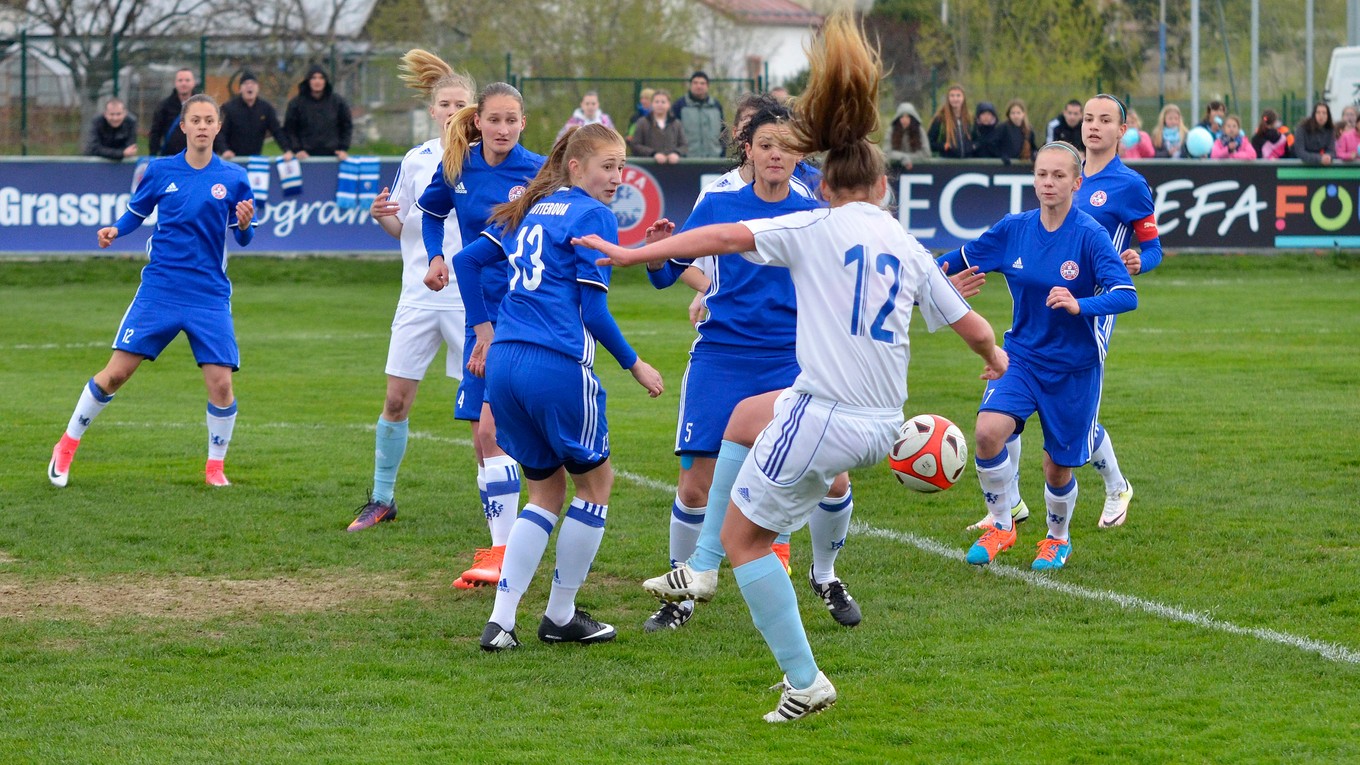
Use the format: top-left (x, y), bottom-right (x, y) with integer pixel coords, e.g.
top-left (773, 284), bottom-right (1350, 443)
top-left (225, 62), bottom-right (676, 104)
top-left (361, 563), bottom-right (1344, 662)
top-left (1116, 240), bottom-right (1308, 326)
top-left (889, 414), bottom-right (968, 493)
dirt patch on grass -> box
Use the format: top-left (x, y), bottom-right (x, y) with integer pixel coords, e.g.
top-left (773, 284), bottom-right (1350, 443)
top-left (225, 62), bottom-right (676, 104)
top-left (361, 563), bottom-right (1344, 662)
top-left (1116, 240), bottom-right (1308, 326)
top-left (0, 551), bottom-right (16, 564)
top-left (0, 573), bottom-right (430, 621)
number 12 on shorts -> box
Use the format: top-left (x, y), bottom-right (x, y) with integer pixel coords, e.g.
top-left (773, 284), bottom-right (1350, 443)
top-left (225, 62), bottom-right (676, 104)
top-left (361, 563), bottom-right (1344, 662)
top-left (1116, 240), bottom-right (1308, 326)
top-left (844, 245), bottom-right (901, 344)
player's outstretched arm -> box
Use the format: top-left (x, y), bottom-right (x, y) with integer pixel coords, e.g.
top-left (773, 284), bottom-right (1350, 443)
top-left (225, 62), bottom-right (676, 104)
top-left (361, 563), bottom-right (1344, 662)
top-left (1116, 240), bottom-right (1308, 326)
top-left (575, 223), bottom-right (754, 268)
top-left (941, 261), bottom-right (985, 299)
top-left (949, 310), bottom-right (1008, 380)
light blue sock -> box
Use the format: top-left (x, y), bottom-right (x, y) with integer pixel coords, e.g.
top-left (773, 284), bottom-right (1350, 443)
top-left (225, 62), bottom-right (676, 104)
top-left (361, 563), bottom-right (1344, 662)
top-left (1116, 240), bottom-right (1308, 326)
top-left (372, 417), bottom-right (408, 504)
top-left (734, 553), bottom-right (818, 689)
top-left (689, 440), bottom-right (750, 572)
top-left (773, 531), bottom-right (791, 545)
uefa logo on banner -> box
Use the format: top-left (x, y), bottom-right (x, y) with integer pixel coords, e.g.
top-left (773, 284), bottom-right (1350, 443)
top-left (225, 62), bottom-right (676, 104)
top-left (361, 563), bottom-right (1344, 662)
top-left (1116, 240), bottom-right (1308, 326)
top-left (611, 166), bottom-right (664, 247)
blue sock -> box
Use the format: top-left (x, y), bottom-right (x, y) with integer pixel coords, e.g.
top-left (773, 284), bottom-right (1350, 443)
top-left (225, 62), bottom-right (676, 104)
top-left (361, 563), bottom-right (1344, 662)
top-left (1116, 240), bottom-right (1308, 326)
top-left (734, 553), bottom-right (818, 689)
top-left (372, 417), bottom-right (408, 504)
top-left (773, 531), bottom-right (791, 545)
top-left (689, 440), bottom-right (749, 572)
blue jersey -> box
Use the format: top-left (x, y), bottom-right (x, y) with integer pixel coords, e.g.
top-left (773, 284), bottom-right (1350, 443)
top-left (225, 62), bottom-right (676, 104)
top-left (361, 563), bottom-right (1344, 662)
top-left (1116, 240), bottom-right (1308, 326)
top-left (490, 187), bottom-right (617, 364)
top-left (416, 142), bottom-right (544, 322)
top-left (952, 208), bottom-right (1136, 372)
top-left (656, 184), bottom-right (821, 351)
top-left (123, 153), bottom-right (254, 306)
top-left (1077, 156), bottom-right (1163, 272)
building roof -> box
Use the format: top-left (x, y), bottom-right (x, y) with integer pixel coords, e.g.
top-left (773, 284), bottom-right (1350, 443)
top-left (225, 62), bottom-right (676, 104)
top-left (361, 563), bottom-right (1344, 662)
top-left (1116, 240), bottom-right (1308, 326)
top-left (699, 0), bottom-right (822, 27)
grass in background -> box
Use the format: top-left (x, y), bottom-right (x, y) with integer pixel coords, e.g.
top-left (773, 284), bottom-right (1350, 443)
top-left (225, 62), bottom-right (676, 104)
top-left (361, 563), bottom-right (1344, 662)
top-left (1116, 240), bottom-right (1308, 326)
top-left (1, 255), bottom-right (1357, 763)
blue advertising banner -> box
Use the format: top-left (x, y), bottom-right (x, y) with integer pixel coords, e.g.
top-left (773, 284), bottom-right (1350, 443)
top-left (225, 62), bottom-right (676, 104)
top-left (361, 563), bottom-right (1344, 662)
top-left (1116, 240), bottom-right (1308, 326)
top-left (3, 158), bottom-right (1356, 254)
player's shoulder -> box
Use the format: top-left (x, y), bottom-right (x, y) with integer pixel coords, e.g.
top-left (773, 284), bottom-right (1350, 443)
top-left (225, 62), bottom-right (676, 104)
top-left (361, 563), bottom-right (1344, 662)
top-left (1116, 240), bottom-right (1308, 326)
top-left (208, 154), bottom-right (248, 179)
top-left (510, 143), bottom-right (547, 171)
top-left (405, 139), bottom-right (441, 161)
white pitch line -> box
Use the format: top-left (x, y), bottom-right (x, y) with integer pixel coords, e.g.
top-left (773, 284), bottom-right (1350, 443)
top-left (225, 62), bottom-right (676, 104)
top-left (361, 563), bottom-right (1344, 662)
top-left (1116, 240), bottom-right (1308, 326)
top-left (92, 421), bottom-right (1360, 665)
top-left (851, 522), bottom-right (1360, 666)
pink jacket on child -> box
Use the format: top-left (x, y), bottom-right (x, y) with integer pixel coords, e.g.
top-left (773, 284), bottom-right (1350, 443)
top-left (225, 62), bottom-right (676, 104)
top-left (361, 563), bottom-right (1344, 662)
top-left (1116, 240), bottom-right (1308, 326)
top-left (1335, 128), bottom-right (1360, 160)
top-left (1122, 131), bottom-right (1156, 159)
top-left (1210, 137), bottom-right (1257, 159)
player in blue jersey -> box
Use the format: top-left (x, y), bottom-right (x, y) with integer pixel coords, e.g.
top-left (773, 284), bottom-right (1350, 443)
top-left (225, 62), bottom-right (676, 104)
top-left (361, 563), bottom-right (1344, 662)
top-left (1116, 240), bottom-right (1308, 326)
top-left (637, 104), bottom-right (862, 634)
top-left (47, 94), bottom-right (255, 488)
top-left (348, 50), bottom-right (475, 532)
top-left (451, 124), bottom-right (665, 651)
top-left (579, 11), bottom-right (1007, 721)
top-left (967, 94), bottom-right (1163, 534)
top-left (938, 141), bottom-right (1138, 572)
top-left (415, 82), bottom-right (545, 588)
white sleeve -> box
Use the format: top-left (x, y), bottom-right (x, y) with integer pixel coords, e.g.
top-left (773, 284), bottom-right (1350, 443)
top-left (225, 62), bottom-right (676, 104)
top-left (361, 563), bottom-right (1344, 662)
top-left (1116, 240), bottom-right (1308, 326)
top-left (917, 257), bottom-right (971, 332)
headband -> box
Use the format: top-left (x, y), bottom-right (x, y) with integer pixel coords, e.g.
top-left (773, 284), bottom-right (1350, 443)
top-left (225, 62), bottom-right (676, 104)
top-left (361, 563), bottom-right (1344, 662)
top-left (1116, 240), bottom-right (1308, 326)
top-left (1094, 93), bottom-right (1127, 123)
top-left (1041, 141), bottom-right (1083, 166)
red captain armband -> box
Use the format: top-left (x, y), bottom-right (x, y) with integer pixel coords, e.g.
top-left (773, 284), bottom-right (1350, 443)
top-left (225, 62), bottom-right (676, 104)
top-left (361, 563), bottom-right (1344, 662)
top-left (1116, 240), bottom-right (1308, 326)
top-left (1134, 213), bottom-right (1159, 243)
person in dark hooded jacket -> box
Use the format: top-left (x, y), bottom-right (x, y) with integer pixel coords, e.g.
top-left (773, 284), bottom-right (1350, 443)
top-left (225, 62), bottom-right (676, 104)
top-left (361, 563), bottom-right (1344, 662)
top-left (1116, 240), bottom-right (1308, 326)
top-left (283, 65), bottom-right (353, 159)
top-left (971, 101), bottom-right (1004, 159)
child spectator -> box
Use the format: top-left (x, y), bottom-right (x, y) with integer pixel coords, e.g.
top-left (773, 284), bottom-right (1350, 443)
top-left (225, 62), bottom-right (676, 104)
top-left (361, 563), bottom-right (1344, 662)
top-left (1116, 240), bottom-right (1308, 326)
top-left (1120, 109), bottom-right (1156, 159)
top-left (1250, 110), bottom-right (1292, 160)
top-left (556, 91), bottom-right (616, 142)
top-left (1209, 114), bottom-right (1256, 159)
top-left (1197, 100), bottom-right (1226, 139)
top-left (1151, 104), bottom-right (1186, 158)
top-left (1336, 106), bottom-right (1359, 160)
top-left (629, 89), bottom-right (686, 162)
top-left (631, 87), bottom-right (656, 127)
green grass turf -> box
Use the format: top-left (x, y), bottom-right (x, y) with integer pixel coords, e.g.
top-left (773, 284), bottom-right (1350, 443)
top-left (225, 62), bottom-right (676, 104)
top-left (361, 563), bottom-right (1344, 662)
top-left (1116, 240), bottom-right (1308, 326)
top-left (1, 254), bottom-right (1357, 763)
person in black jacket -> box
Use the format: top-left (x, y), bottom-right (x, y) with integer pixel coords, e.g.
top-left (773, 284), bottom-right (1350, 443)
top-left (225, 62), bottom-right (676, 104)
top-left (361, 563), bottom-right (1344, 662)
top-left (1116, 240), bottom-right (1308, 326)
top-left (995, 99), bottom-right (1039, 165)
top-left (1045, 99), bottom-right (1085, 153)
top-left (1294, 101), bottom-right (1337, 166)
top-left (148, 68), bottom-right (209, 156)
top-left (219, 72), bottom-right (292, 159)
top-left (283, 65), bottom-right (353, 159)
top-left (85, 98), bottom-right (139, 160)
top-left (971, 101), bottom-right (1004, 159)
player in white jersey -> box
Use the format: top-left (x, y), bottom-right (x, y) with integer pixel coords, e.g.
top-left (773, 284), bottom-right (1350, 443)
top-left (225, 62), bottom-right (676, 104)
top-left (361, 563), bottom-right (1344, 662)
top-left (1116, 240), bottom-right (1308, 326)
top-left (348, 51), bottom-right (476, 532)
top-left (577, 11), bottom-right (1008, 722)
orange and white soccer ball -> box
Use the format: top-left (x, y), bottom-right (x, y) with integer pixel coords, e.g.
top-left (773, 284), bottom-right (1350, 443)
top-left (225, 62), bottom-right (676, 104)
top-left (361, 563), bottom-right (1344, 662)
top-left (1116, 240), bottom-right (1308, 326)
top-left (889, 414), bottom-right (968, 492)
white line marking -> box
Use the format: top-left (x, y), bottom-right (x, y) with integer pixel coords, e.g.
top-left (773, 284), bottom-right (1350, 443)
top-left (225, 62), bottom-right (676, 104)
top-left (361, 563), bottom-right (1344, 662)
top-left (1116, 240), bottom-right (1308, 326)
top-left (1, 332), bottom-right (387, 352)
top-left (96, 421), bottom-right (1360, 664)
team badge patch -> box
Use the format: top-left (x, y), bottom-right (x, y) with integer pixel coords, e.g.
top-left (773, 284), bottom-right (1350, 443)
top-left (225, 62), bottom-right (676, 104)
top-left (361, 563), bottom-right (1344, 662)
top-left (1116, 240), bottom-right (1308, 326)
top-left (211, 183), bottom-right (227, 199)
top-left (1089, 190), bottom-right (1107, 207)
top-left (508, 185), bottom-right (526, 201)
top-left (1059, 260), bottom-right (1080, 280)
top-left (611, 166), bottom-right (665, 247)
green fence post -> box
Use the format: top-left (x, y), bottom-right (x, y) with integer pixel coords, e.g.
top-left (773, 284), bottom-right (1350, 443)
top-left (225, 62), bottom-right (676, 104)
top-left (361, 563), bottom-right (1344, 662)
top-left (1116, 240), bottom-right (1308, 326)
top-left (505, 52), bottom-right (512, 86)
top-left (200, 35), bottom-right (207, 86)
top-left (112, 34), bottom-right (120, 97)
top-left (19, 29), bottom-right (28, 156)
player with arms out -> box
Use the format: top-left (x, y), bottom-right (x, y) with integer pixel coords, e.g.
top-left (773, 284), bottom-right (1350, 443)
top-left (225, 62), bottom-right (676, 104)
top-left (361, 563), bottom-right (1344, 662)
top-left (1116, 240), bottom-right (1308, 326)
top-left (48, 94), bottom-right (255, 488)
top-left (417, 83), bottom-right (545, 587)
top-left (578, 10), bottom-right (1007, 721)
top-left (940, 141), bottom-right (1138, 572)
top-left (347, 50), bottom-right (475, 531)
top-left (453, 124), bottom-right (665, 651)
top-left (967, 94), bottom-right (1160, 534)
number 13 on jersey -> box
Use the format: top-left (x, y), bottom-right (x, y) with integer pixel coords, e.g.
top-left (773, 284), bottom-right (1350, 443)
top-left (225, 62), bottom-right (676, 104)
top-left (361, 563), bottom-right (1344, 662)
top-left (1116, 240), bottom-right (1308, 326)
top-left (507, 224), bottom-right (545, 291)
top-left (844, 245), bottom-right (902, 343)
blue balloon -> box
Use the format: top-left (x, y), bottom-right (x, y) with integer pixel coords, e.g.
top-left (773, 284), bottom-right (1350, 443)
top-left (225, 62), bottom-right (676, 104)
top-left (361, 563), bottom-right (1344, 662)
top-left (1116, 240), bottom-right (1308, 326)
top-left (1186, 126), bottom-right (1215, 157)
top-left (1122, 128), bottom-right (1141, 148)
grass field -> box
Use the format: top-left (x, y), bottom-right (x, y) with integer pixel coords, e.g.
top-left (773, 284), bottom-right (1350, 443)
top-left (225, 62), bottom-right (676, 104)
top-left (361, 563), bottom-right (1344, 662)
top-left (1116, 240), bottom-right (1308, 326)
top-left (2, 254), bottom-right (1358, 763)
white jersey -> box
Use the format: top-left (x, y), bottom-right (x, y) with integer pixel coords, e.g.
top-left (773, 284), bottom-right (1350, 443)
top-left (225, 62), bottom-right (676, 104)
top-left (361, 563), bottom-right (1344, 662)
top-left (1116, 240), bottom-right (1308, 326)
top-left (741, 202), bottom-right (969, 411)
top-left (391, 138), bottom-right (463, 310)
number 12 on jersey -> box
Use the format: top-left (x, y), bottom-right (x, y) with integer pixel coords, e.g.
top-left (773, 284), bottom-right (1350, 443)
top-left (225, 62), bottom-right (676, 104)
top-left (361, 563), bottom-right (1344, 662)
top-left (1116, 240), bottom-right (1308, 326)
top-left (844, 245), bottom-right (901, 343)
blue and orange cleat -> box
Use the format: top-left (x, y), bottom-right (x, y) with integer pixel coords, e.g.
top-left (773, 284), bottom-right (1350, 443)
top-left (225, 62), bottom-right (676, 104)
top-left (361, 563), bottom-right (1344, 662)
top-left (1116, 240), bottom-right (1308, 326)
top-left (347, 496), bottom-right (396, 532)
top-left (966, 524), bottom-right (1017, 566)
top-left (1032, 536), bottom-right (1072, 571)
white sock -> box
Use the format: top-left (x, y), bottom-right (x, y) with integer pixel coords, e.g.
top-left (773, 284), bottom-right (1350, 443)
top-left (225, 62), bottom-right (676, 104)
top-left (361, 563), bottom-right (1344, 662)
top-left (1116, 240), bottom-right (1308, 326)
top-left (544, 498), bottom-right (608, 626)
top-left (483, 455), bottom-right (520, 547)
top-left (488, 505), bottom-right (557, 630)
top-left (809, 488), bottom-right (853, 584)
top-left (206, 401), bottom-right (237, 461)
top-left (66, 378), bottom-right (113, 440)
top-left (668, 495), bottom-right (705, 568)
top-left (975, 448), bottom-right (1014, 530)
top-left (477, 463), bottom-right (488, 519)
top-left (1089, 427), bottom-right (1128, 495)
top-left (1005, 433), bottom-right (1023, 510)
top-left (1045, 478), bottom-right (1078, 541)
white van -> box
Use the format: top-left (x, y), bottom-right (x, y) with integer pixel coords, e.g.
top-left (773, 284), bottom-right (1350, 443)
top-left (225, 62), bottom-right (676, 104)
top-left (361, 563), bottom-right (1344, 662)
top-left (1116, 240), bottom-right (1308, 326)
top-left (1325, 46), bottom-right (1360, 117)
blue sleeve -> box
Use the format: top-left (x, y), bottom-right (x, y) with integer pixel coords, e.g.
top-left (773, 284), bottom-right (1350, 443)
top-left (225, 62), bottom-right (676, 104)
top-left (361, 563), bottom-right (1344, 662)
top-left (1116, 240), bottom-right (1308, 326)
top-left (957, 217), bottom-right (1011, 273)
top-left (1126, 177), bottom-right (1164, 273)
top-left (417, 167), bottom-right (454, 262)
top-left (645, 260), bottom-right (690, 289)
top-left (936, 248), bottom-right (966, 273)
top-left (113, 210), bottom-right (143, 237)
top-left (453, 233), bottom-right (505, 326)
top-left (233, 225), bottom-right (254, 246)
top-left (1138, 237), bottom-right (1163, 273)
top-left (119, 162), bottom-right (158, 232)
top-left (1078, 288), bottom-right (1137, 316)
top-left (580, 283), bottom-right (637, 369)
top-left (231, 175), bottom-right (254, 245)
top-left (1078, 228), bottom-right (1137, 316)
top-left (575, 208), bottom-right (616, 289)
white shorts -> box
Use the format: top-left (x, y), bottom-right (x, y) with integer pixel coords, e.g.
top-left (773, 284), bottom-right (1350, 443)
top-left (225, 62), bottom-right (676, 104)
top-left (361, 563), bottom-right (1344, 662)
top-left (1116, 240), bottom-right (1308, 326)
top-left (384, 304), bottom-right (466, 381)
top-left (732, 390), bottom-right (901, 534)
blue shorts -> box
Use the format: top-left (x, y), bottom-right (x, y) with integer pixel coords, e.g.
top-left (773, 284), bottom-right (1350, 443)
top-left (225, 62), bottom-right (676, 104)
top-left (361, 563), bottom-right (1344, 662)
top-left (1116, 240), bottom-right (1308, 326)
top-left (675, 345), bottom-right (800, 456)
top-left (486, 341), bottom-right (609, 474)
top-left (113, 296), bottom-right (239, 370)
top-left (979, 355), bottom-right (1102, 468)
top-left (454, 325), bottom-right (486, 421)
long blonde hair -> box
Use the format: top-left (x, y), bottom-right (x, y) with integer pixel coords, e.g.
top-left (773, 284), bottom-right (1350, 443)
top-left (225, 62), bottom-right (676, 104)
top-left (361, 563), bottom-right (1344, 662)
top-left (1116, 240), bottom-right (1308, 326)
top-left (786, 9), bottom-right (885, 193)
top-left (489, 123), bottom-right (625, 233)
top-left (441, 82), bottom-right (524, 186)
top-left (1152, 104), bottom-right (1182, 149)
top-left (398, 49), bottom-right (475, 105)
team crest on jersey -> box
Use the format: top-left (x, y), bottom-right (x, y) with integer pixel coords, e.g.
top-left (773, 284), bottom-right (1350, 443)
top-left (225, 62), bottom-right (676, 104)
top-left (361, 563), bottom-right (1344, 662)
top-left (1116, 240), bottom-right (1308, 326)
top-left (507, 185), bottom-right (526, 201)
top-left (1059, 260), bottom-right (1080, 280)
top-left (1089, 190), bottom-right (1107, 207)
top-left (610, 165), bottom-right (664, 247)
top-left (211, 183), bottom-right (227, 199)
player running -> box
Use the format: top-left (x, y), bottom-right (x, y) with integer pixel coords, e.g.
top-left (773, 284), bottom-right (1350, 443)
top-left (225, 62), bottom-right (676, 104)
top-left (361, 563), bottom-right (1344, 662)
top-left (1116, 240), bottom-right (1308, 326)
top-left (416, 83), bottom-right (545, 588)
top-left (453, 124), bottom-right (664, 651)
top-left (940, 141), bottom-right (1138, 572)
top-left (578, 10), bottom-right (1007, 722)
top-left (347, 50), bottom-right (475, 532)
top-left (47, 94), bottom-right (255, 489)
top-left (967, 94), bottom-right (1161, 533)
